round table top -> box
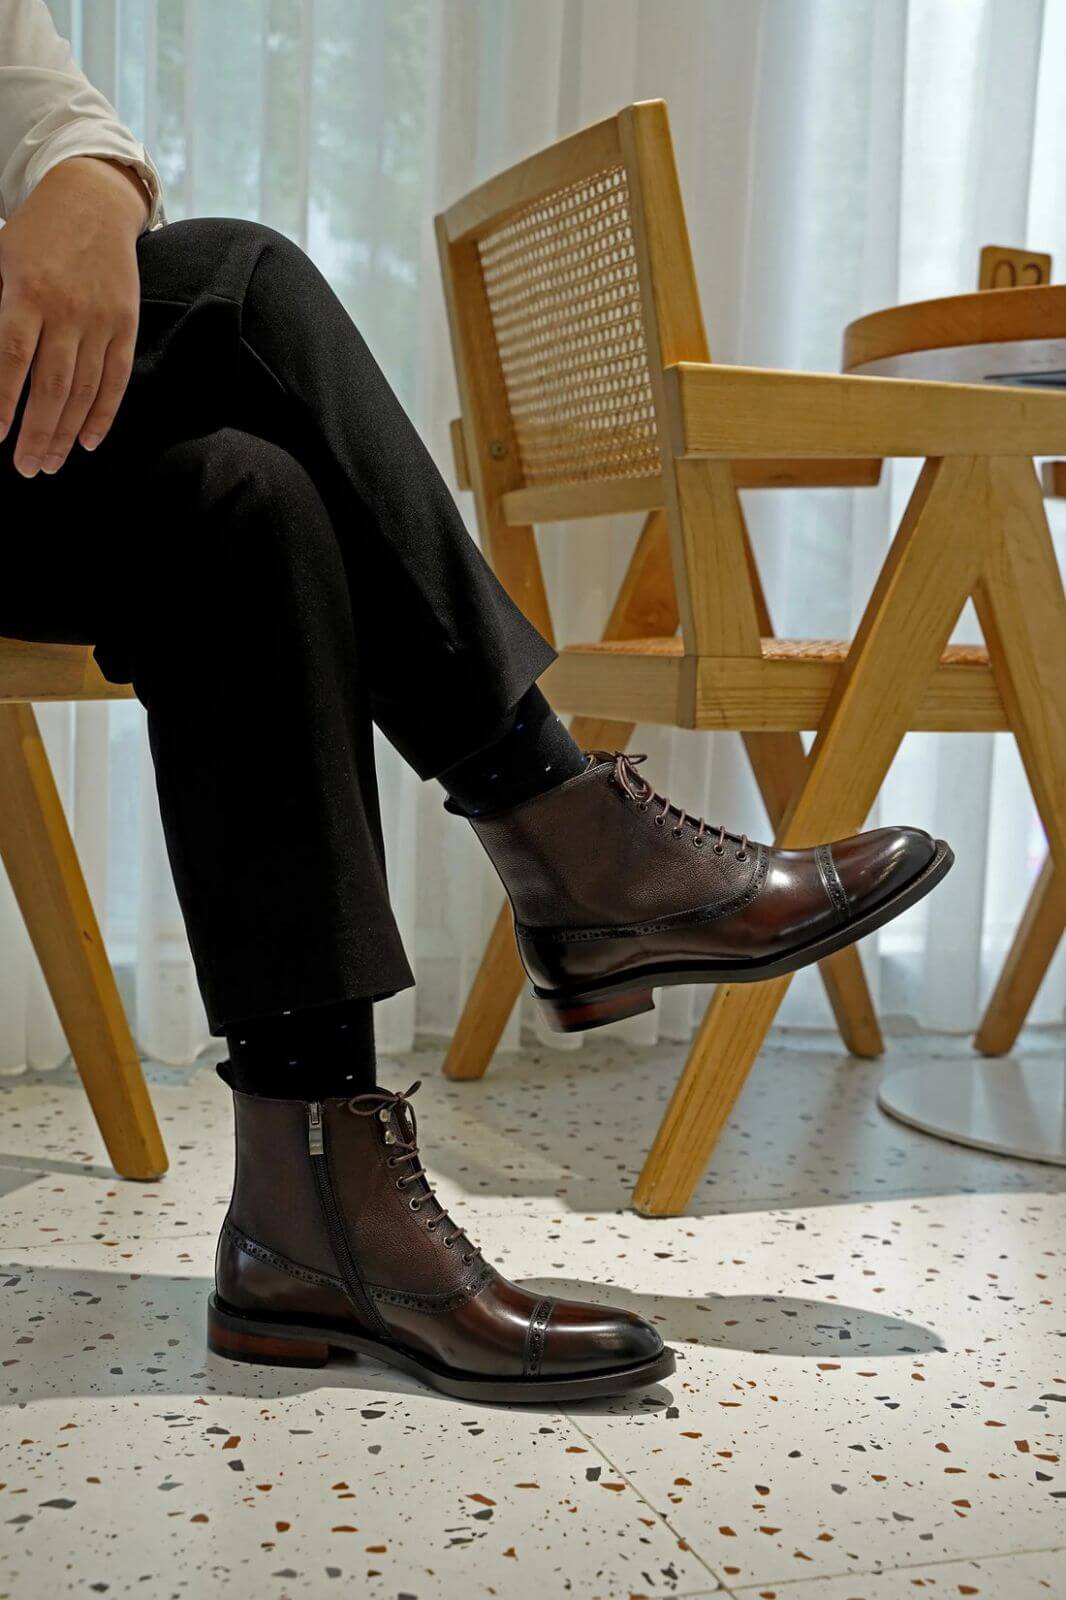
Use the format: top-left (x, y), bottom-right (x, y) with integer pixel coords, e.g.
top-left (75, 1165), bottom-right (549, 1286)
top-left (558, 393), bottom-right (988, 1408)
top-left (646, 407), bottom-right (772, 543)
top-left (842, 282), bottom-right (1066, 385)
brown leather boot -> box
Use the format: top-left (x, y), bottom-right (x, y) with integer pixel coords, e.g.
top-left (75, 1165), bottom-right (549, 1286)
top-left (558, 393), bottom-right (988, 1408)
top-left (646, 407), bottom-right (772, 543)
top-left (207, 1073), bottom-right (674, 1401)
top-left (456, 751), bottom-right (953, 1031)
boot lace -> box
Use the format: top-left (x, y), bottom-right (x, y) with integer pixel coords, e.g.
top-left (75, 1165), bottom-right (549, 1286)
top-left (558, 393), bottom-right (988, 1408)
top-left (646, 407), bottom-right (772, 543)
top-left (347, 1081), bottom-right (481, 1267)
top-left (609, 751), bottom-right (749, 861)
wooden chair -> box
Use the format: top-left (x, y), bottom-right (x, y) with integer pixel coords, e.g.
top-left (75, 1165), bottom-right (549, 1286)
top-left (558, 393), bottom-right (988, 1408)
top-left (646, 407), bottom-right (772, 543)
top-left (436, 100), bottom-right (1066, 1215)
top-left (972, 246), bottom-right (1065, 1056)
top-left (436, 104), bottom-right (889, 1077)
top-left (0, 639), bottom-right (167, 1180)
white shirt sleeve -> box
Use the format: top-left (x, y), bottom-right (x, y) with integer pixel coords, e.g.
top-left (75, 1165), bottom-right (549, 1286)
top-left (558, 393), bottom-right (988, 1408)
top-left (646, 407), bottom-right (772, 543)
top-left (0, 0), bottom-right (164, 229)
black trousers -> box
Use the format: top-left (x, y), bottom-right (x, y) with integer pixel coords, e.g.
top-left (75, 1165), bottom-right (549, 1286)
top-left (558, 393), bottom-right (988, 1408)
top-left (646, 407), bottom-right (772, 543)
top-left (0, 219), bottom-right (554, 1034)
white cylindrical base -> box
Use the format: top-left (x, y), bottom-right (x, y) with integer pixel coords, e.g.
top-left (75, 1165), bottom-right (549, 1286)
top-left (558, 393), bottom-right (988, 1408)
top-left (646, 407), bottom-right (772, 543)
top-left (878, 1059), bottom-right (1066, 1165)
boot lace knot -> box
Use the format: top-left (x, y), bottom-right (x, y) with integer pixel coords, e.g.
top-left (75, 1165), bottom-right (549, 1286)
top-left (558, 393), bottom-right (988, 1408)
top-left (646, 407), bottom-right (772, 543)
top-left (609, 751), bottom-right (749, 860)
top-left (347, 1081), bottom-right (480, 1264)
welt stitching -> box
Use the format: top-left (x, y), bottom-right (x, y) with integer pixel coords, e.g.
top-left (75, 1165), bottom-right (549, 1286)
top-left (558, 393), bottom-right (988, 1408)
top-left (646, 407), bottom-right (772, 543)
top-left (226, 1218), bottom-right (494, 1313)
top-left (224, 1217), bottom-right (342, 1291)
top-left (369, 1265), bottom-right (494, 1315)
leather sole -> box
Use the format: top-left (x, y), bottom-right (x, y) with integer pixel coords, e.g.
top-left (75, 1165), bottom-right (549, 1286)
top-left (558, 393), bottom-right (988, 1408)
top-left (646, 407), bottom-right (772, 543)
top-left (534, 838), bottom-right (955, 1032)
top-left (207, 1294), bottom-right (676, 1402)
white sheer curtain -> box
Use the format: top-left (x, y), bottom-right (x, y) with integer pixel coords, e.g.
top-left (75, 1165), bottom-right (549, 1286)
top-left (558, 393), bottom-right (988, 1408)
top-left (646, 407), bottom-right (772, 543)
top-left (2, 0), bottom-right (1063, 1072)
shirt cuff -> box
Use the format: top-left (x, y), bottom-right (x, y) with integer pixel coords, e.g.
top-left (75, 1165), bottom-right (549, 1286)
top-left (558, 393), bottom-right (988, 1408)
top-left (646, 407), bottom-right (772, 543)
top-left (23, 126), bottom-right (165, 232)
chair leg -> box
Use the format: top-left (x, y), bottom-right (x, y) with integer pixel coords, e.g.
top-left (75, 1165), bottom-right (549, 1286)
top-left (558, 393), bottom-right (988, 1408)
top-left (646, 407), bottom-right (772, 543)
top-left (442, 706), bottom-right (644, 1081)
top-left (633, 975), bottom-right (788, 1215)
top-left (743, 730), bottom-right (883, 1058)
top-left (974, 459), bottom-right (1066, 873)
top-left (441, 509), bottom-right (676, 1082)
top-left (442, 901), bottom-right (524, 1080)
top-left (975, 855), bottom-right (1064, 1056)
top-left (970, 457), bottom-right (1066, 1056)
top-left (634, 456), bottom-right (1000, 1215)
top-left (0, 704), bottom-right (167, 1179)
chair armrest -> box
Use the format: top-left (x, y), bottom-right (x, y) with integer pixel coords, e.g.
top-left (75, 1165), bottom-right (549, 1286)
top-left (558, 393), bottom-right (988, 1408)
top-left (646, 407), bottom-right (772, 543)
top-left (664, 361), bottom-right (1066, 460)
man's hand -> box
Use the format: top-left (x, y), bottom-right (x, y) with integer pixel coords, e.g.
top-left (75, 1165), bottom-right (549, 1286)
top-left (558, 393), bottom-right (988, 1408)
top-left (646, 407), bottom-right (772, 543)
top-left (0, 155), bottom-right (146, 476)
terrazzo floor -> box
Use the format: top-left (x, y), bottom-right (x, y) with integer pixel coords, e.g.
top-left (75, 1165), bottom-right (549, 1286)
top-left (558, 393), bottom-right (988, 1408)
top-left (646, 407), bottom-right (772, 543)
top-left (1, 1026), bottom-right (1063, 1600)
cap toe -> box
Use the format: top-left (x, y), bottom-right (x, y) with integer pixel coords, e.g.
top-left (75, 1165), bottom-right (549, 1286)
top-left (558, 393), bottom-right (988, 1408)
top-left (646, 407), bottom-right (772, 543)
top-left (538, 1298), bottom-right (664, 1376)
top-left (831, 827), bottom-right (936, 919)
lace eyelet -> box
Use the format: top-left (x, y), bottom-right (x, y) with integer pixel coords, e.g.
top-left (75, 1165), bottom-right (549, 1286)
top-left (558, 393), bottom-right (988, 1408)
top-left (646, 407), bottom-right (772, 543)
top-left (672, 827), bottom-right (683, 839)
top-left (736, 850), bottom-right (748, 862)
top-left (426, 1219), bottom-right (438, 1232)
top-left (443, 1236), bottom-right (456, 1249)
top-left (712, 843), bottom-right (725, 855)
top-left (395, 1177), bottom-right (407, 1189)
top-left (409, 1197), bottom-right (421, 1212)
top-left (653, 815), bottom-right (665, 827)
top-left (637, 800), bottom-right (649, 812)
top-left (692, 835), bottom-right (705, 848)
top-left (462, 1253), bottom-right (474, 1266)
top-left (386, 1156), bottom-right (398, 1168)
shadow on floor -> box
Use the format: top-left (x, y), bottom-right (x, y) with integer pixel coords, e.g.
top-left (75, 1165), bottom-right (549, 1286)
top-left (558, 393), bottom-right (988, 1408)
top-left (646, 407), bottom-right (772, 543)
top-left (522, 1275), bottom-right (946, 1357)
top-left (414, 1035), bottom-right (1066, 1216)
top-left (0, 1261), bottom-right (944, 1418)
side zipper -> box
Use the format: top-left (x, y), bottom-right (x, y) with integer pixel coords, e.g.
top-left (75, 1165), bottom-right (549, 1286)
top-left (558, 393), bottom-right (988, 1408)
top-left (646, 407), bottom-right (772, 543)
top-left (305, 1102), bottom-right (387, 1336)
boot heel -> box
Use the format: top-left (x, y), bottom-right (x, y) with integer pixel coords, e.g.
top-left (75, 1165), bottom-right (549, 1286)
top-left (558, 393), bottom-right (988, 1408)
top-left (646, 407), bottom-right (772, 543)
top-left (538, 986), bottom-right (655, 1033)
top-left (207, 1296), bottom-right (333, 1369)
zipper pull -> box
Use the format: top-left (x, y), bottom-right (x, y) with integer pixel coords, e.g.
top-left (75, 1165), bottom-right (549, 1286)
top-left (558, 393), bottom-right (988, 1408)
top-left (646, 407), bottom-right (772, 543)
top-left (307, 1101), bottom-right (324, 1156)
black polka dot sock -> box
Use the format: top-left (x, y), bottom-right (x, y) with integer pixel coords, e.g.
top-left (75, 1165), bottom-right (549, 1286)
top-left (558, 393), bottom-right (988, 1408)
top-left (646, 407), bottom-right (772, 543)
top-left (224, 996), bottom-right (376, 1099)
top-left (438, 685), bottom-right (587, 817)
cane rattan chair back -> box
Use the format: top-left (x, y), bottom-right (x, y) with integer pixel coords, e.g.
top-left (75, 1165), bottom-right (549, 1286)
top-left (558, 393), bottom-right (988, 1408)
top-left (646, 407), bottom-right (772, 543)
top-left (476, 164), bottom-right (661, 492)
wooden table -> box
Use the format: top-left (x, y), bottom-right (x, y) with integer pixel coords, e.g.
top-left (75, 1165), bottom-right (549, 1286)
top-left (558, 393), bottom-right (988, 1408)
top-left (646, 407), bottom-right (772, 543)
top-left (844, 282), bottom-right (1066, 387)
top-left (843, 284), bottom-right (1066, 1166)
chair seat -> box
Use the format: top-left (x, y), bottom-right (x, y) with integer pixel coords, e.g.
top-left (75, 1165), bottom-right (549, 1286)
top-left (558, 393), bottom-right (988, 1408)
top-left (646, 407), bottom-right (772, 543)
top-left (544, 631), bottom-right (1003, 733)
top-left (564, 635), bottom-right (991, 666)
top-left (0, 638), bottom-right (134, 703)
